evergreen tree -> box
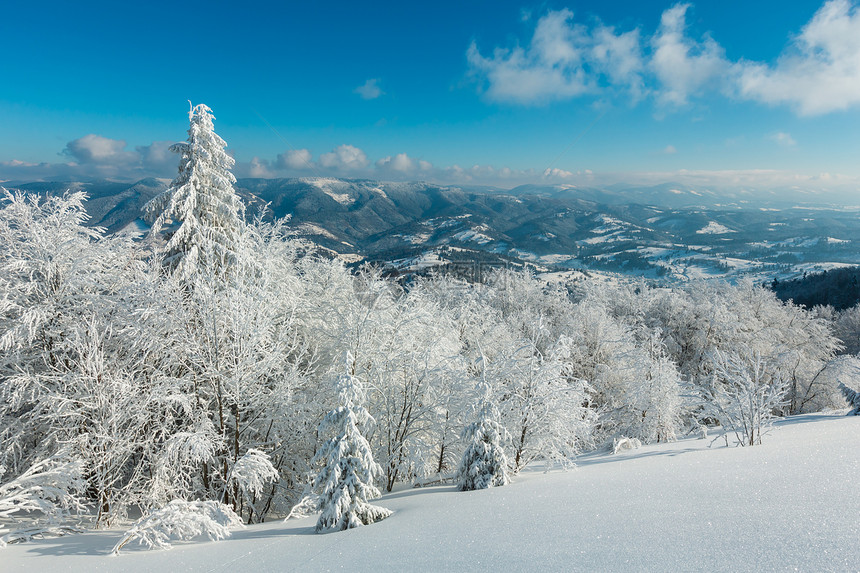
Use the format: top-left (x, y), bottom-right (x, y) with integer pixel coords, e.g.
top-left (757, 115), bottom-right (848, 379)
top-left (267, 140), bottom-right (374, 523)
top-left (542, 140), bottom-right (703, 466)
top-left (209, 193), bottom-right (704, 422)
top-left (311, 353), bottom-right (391, 532)
top-left (145, 103), bottom-right (245, 283)
top-left (456, 379), bottom-right (510, 491)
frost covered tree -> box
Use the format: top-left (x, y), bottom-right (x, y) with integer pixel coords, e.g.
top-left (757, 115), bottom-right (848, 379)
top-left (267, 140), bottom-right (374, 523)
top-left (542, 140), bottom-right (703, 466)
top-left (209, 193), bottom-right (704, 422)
top-left (832, 304), bottom-right (860, 355)
top-left (702, 349), bottom-right (789, 446)
top-left (112, 500), bottom-right (244, 553)
top-left (368, 285), bottom-right (463, 490)
top-left (839, 381), bottom-right (860, 415)
top-left (0, 190), bottom-right (150, 526)
top-left (495, 332), bottom-right (593, 470)
top-left (456, 378), bottom-right (510, 491)
top-left (311, 353), bottom-right (391, 532)
top-left (145, 103), bottom-right (245, 283)
top-left (0, 190), bottom-right (110, 375)
top-left (0, 451), bottom-right (85, 546)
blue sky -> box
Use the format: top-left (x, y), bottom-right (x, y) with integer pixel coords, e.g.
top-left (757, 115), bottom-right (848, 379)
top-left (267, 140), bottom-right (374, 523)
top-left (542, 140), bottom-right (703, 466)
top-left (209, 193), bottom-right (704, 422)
top-left (1, 0), bottom-right (859, 194)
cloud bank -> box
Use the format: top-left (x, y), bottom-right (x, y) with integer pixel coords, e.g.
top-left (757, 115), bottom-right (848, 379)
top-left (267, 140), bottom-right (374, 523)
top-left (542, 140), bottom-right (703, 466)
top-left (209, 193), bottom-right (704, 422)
top-left (1, 136), bottom-right (180, 182)
top-left (3, 136), bottom-right (857, 199)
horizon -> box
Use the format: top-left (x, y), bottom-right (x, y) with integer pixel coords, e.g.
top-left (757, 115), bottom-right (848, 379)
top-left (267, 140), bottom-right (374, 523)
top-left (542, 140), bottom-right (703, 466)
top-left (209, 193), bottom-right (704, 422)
top-left (2, 0), bottom-right (860, 197)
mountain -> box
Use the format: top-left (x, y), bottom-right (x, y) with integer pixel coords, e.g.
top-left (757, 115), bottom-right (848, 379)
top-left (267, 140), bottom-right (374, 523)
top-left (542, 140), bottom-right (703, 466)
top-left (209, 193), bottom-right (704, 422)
top-left (4, 176), bottom-right (860, 283)
top-left (8, 178), bottom-right (169, 234)
top-left (507, 182), bottom-right (724, 208)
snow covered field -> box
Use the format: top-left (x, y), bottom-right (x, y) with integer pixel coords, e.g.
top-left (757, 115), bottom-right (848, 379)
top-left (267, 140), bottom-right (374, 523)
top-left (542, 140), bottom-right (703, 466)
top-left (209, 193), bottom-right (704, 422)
top-left (4, 413), bottom-right (858, 572)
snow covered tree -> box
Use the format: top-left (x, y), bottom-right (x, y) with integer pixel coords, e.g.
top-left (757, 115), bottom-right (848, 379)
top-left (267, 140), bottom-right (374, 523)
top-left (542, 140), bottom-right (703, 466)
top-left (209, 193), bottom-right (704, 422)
top-left (832, 304), bottom-right (860, 355)
top-left (0, 451), bottom-right (85, 546)
top-left (634, 345), bottom-right (684, 444)
top-left (496, 333), bottom-right (593, 470)
top-left (456, 378), bottom-right (510, 491)
top-left (223, 449), bottom-right (279, 523)
top-left (112, 500), bottom-right (244, 553)
top-left (701, 349), bottom-right (789, 446)
top-left (839, 381), bottom-right (860, 415)
top-left (145, 103), bottom-right (245, 283)
top-left (311, 353), bottom-right (391, 532)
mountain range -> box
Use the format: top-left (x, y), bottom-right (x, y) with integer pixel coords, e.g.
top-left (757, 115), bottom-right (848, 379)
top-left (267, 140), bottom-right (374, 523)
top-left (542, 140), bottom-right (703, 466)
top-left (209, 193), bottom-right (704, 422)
top-left (5, 177), bottom-right (859, 283)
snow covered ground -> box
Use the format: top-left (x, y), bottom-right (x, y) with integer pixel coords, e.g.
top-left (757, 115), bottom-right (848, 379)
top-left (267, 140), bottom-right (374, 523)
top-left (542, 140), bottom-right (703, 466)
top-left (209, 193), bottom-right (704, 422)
top-left (4, 413), bottom-right (859, 572)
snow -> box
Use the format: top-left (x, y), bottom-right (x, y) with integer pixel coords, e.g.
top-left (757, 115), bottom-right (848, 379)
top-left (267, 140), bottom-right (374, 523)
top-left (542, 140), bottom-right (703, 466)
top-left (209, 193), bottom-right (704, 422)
top-left (118, 219), bottom-right (149, 236)
top-left (394, 233), bottom-right (430, 245)
top-left (452, 228), bottom-right (493, 245)
top-left (578, 231), bottom-right (633, 245)
top-left (306, 178), bottom-right (355, 206)
top-left (537, 254), bottom-right (578, 266)
top-left (4, 413), bottom-right (859, 571)
top-left (369, 186), bottom-right (388, 199)
top-left (696, 221), bottom-right (735, 235)
top-left (336, 253), bottom-right (364, 264)
top-left (388, 251), bottom-right (447, 271)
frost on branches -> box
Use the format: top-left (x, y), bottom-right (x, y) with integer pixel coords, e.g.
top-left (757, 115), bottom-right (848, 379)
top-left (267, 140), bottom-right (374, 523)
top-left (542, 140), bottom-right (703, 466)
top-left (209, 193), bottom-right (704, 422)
top-left (311, 353), bottom-right (391, 533)
top-left (145, 103), bottom-right (245, 283)
top-left (111, 500), bottom-right (244, 554)
top-left (838, 382), bottom-right (860, 415)
top-left (701, 350), bottom-right (789, 446)
top-left (0, 451), bottom-right (85, 547)
top-left (456, 380), bottom-right (510, 491)
top-left (224, 449), bottom-right (279, 523)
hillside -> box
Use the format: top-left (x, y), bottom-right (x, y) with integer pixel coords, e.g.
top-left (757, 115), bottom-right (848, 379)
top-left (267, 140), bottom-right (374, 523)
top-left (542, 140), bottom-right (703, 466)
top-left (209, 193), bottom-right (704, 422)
top-left (4, 413), bottom-right (859, 572)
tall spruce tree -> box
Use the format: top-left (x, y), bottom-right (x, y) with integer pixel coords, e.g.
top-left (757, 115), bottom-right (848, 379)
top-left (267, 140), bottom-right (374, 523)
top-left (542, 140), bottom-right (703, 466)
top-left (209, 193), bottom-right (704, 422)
top-left (145, 103), bottom-right (245, 283)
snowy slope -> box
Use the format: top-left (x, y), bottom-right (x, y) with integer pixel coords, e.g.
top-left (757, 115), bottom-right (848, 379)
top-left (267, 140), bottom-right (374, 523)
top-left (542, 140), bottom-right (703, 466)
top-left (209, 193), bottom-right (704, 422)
top-left (4, 413), bottom-right (859, 572)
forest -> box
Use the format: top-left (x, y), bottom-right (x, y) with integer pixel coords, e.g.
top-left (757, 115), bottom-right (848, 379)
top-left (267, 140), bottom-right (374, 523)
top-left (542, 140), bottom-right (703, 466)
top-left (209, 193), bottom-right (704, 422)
top-left (2, 105), bottom-right (858, 549)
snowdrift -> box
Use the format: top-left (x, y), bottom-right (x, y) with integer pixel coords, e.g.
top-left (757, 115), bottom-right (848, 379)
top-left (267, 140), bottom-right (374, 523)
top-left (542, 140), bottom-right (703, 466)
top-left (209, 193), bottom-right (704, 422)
top-left (3, 413), bottom-right (859, 572)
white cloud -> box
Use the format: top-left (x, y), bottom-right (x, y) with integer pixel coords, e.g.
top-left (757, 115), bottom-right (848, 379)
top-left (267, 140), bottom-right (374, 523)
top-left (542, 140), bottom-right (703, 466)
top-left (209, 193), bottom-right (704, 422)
top-left (63, 134), bottom-right (137, 165)
top-left (663, 144), bottom-right (678, 154)
top-left (376, 152), bottom-right (416, 174)
top-left (591, 25), bottom-right (646, 100)
top-left (467, 2), bottom-right (860, 117)
top-left (734, 0), bottom-right (860, 115)
top-left (276, 148), bottom-right (313, 170)
top-left (319, 144), bottom-right (369, 171)
top-left (136, 141), bottom-right (176, 174)
top-left (354, 78), bottom-right (384, 100)
top-left (543, 167), bottom-right (574, 179)
top-left (769, 132), bottom-right (797, 146)
top-left (1, 136), bottom-right (181, 181)
top-left (467, 9), bottom-right (593, 104)
top-left (248, 157), bottom-right (274, 178)
top-left (650, 4), bottom-right (728, 107)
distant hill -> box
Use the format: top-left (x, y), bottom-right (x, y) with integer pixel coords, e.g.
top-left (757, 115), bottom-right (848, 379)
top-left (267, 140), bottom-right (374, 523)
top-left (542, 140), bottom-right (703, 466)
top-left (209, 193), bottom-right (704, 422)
top-left (7, 178), bottom-right (169, 234)
top-left (5, 176), bottom-right (860, 284)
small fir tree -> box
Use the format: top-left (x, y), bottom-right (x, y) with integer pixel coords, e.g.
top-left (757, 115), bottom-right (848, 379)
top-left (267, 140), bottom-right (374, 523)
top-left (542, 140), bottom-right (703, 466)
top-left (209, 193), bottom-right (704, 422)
top-left (145, 103), bottom-right (245, 282)
top-left (456, 380), bottom-right (510, 491)
top-left (311, 353), bottom-right (391, 532)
